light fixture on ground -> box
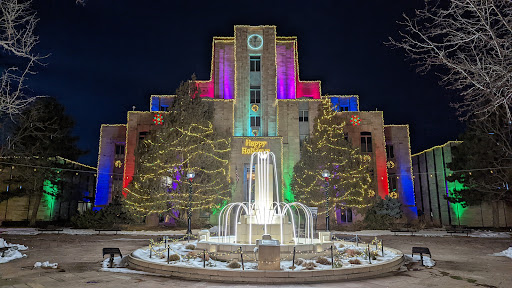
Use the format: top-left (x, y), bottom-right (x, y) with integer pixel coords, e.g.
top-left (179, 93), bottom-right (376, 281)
top-left (321, 169), bottom-right (330, 231)
top-left (186, 170), bottom-right (195, 240)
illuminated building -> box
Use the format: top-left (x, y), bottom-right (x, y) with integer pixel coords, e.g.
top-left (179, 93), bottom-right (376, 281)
top-left (95, 26), bottom-right (416, 222)
top-left (0, 157), bottom-right (96, 223)
top-left (412, 142), bottom-right (512, 227)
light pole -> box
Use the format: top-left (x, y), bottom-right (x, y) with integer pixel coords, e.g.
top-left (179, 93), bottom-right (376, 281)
top-left (186, 170), bottom-right (195, 240)
top-left (322, 169), bottom-right (330, 231)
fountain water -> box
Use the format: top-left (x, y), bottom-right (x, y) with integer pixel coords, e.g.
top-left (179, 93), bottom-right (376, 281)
top-left (217, 151), bottom-right (314, 244)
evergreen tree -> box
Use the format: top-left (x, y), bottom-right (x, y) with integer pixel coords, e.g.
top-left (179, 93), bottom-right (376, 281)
top-left (291, 97), bottom-right (374, 217)
top-left (125, 78), bottom-right (231, 223)
top-left (446, 111), bottom-right (512, 207)
top-left (0, 97), bottom-right (86, 225)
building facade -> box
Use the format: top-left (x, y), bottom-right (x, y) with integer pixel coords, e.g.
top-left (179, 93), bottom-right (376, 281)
top-left (412, 142), bottom-right (512, 227)
top-left (95, 26), bottom-right (416, 222)
top-left (0, 157), bottom-right (96, 224)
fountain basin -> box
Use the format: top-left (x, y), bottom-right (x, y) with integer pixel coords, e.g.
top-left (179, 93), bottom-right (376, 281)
top-left (127, 240), bottom-right (405, 284)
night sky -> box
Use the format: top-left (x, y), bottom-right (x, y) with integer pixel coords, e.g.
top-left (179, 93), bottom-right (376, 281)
top-left (27, 0), bottom-right (464, 166)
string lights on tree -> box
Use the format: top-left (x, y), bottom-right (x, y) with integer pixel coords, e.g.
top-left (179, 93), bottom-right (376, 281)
top-left (291, 97), bottom-right (374, 220)
top-left (124, 79), bottom-right (232, 221)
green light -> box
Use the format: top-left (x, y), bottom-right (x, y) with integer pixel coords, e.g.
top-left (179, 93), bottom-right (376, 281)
top-left (447, 180), bottom-right (467, 223)
top-left (42, 179), bottom-right (58, 219)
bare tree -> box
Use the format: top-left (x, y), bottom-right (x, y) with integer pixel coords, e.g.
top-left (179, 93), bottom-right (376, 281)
top-left (389, 0), bottom-right (512, 123)
top-left (0, 0), bottom-right (46, 117)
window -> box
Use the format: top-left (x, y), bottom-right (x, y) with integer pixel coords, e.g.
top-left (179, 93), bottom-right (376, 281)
top-left (299, 134), bottom-right (308, 148)
top-left (115, 144), bottom-right (125, 155)
top-left (389, 174), bottom-right (397, 192)
top-left (250, 56), bottom-right (261, 72)
top-left (386, 145), bottom-right (394, 159)
top-left (250, 116), bottom-right (261, 127)
top-left (160, 105), bottom-right (169, 111)
top-left (250, 87), bottom-right (261, 104)
top-left (339, 208), bottom-right (353, 223)
top-left (299, 110), bottom-right (309, 122)
top-left (139, 131), bottom-right (148, 140)
top-left (360, 132), bottom-right (372, 152)
top-left (344, 132), bottom-right (349, 141)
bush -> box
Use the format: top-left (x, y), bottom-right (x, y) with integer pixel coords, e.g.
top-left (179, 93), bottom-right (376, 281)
top-left (227, 260), bottom-right (241, 269)
top-left (185, 244), bottom-right (196, 250)
top-left (316, 257), bottom-right (332, 265)
top-left (363, 196), bottom-right (403, 229)
top-left (304, 261), bottom-right (317, 270)
top-left (345, 249), bottom-right (361, 257)
top-left (333, 259), bottom-right (343, 268)
top-left (168, 254), bottom-right (181, 261)
top-left (349, 259), bottom-right (361, 265)
top-left (294, 258), bottom-right (305, 266)
top-left (71, 196), bottom-right (133, 229)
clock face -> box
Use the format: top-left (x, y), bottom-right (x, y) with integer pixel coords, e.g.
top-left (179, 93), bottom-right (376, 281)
top-left (248, 34), bottom-right (263, 49)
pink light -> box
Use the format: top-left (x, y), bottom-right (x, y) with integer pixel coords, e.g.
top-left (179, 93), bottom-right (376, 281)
top-left (276, 44), bottom-right (296, 99)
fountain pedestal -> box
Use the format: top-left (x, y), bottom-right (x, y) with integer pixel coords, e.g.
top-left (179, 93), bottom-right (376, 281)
top-left (257, 238), bottom-right (280, 270)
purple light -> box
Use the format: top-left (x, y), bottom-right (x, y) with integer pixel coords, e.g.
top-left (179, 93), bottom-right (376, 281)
top-left (276, 44), bottom-right (296, 99)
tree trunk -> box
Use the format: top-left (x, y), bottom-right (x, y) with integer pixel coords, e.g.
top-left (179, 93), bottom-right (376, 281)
top-left (29, 192), bottom-right (42, 226)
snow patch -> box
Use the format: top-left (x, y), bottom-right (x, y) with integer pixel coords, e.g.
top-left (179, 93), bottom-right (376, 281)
top-left (404, 254), bottom-right (435, 267)
top-left (0, 238), bottom-right (28, 264)
top-left (491, 247), bottom-right (512, 259)
top-left (34, 261), bottom-right (58, 269)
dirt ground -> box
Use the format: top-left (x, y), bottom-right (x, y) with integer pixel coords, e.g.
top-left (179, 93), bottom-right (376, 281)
top-left (0, 232), bottom-right (511, 288)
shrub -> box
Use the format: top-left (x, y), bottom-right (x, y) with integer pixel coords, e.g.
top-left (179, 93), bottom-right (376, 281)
top-left (71, 196), bottom-right (133, 229)
top-left (168, 254), bottom-right (181, 261)
top-left (333, 259), bottom-right (343, 268)
top-left (337, 243), bottom-right (345, 249)
top-left (345, 249), bottom-right (361, 257)
top-left (185, 244), bottom-right (196, 250)
top-left (349, 259), bottom-right (361, 265)
top-left (304, 261), bottom-right (317, 270)
top-left (316, 257), bottom-right (332, 265)
top-left (294, 258), bottom-right (305, 266)
top-left (227, 260), bottom-right (241, 269)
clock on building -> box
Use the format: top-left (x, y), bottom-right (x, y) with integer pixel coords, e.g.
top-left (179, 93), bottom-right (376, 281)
top-left (248, 34), bottom-right (263, 49)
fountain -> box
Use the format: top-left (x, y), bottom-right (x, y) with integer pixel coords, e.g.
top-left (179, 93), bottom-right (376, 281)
top-left (217, 151), bottom-right (314, 245)
top-left (127, 151), bottom-right (405, 282)
top-left (196, 151), bottom-right (333, 258)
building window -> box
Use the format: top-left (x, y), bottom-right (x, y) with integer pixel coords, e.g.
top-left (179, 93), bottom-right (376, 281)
top-left (160, 105), bottom-right (169, 111)
top-left (389, 174), bottom-right (397, 192)
top-left (386, 145), bottom-right (394, 159)
top-left (115, 144), bottom-right (125, 155)
top-left (139, 131), bottom-right (148, 140)
top-left (299, 134), bottom-right (308, 148)
top-left (339, 208), bottom-right (353, 223)
top-left (360, 132), bottom-right (372, 152)
top-left (250, 116), bottom-right (261, 127)
top-left (344, 132), bottom-right (349, 141)
top-left (299, 110), bottom-right (309, 122)
top-left (250, 87), bottom-right (261, 104)
top-left (250, 56), bottom-right (261, 72)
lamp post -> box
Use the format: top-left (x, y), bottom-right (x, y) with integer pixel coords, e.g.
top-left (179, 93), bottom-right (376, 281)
top-left (321, 169), bottom-right (330, 231)
top-left (186, 170), bottom-right (195, 240)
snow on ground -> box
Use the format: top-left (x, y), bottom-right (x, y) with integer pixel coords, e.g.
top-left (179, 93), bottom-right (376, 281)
top-left (34, 261), bottom-right (58, 269)
top-left (404, 254), bottom-right (436, 267)
top-left (0, 238), bottom-right (28, 264)
top-left (131, 241), bottom-right (400, 271)
top-left (338, 229), bottom-right (510, 238)
top-left (491, 247), bottom-right (512, 259)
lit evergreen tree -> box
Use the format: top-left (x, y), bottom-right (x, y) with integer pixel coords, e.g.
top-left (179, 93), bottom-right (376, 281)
top-left (291, 97), bottom-right (374, 217)
top-left (125, 78), bottom-right (231, 223)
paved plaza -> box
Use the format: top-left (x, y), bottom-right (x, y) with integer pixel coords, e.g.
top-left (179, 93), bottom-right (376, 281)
top-left (0, 231), bottom-right (511, 288)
